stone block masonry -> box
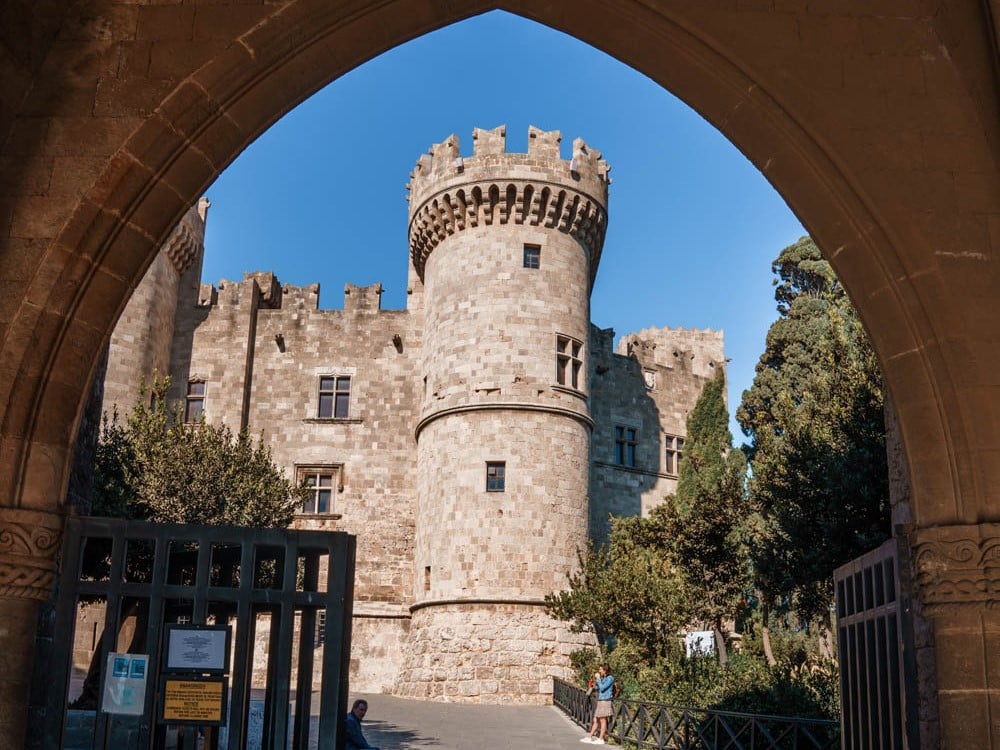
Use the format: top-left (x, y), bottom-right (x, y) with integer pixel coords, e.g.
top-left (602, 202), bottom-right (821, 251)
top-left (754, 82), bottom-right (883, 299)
top-left (98, 126), bottom-right (723, 700)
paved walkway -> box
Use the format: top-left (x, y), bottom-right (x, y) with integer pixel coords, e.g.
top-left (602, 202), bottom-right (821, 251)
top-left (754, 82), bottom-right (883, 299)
top-left (354, 693), bottom-right (598, 750)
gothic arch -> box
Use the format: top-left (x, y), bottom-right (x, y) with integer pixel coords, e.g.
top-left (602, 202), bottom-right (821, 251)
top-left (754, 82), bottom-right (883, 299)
top-left (2, 1), bottom-right (999, 745)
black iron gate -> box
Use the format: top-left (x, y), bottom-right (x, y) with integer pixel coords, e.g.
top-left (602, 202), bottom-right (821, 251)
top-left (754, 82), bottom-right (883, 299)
top-left (834, 537), bottom-right (919, 750)
top-left (31, 516), bottom-right (355, 750)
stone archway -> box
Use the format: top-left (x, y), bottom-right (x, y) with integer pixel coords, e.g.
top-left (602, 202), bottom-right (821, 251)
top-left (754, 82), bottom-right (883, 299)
top-left (2, 2), bottom-right (998, 746)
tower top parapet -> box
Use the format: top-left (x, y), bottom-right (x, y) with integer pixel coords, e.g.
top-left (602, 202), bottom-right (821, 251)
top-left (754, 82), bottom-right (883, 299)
top-left (406, 126), bottom-right (610, 285)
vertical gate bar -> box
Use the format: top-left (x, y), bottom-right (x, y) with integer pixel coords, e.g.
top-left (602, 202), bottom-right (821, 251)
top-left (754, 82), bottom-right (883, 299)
top-left (266, 539), bottom-right (297, 747)
top-left (856, 616), bottom-right (868, 750)
top-left (45, 516), bottom-right (85, 750)
top-left (147, 524), bottom-right (171, 750)
top-left (876, 612), bottom-right (890, 750)
top-left (224, 538), bottom-right (255, 750)
top-left (92, 526), bottom-right (128, 750)
top-left (292, 550), bottom-right (320, 750)
top-left (895, 534), bottom-right (921, 750)
top-left (260, 604), bottom-right (280, 745)
top-left (317, 534), bottom-right (355, 750)
top-left (193, 528), bottom-right (212, 625)
top-left (837, 620), bottom-right (850, 750)
top-left (851, 621), bottom-right (862, 750)
top-left (886, 612), bottom-right (902, 750)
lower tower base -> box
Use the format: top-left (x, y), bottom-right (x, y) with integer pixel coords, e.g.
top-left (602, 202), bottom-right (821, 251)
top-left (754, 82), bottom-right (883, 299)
top-left (393, 602), bottom-right (595, 704)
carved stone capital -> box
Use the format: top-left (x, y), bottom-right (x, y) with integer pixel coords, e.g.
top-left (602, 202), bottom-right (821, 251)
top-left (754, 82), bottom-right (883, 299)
top-left (912, 523), bottom-right (1000, 615)
top-left (0, 508), bottom-right (63, 601)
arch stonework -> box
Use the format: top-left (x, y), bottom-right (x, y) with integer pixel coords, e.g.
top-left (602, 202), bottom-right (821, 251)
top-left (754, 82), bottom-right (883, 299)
top-left (1, 1), bottom-right (998, 746)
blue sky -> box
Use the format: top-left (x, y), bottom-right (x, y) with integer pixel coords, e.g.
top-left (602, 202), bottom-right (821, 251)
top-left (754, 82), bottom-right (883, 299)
top-left (202, 11), bottom-right (806, 442)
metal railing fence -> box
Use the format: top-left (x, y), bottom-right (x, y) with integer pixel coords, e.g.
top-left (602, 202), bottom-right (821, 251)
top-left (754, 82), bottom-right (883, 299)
top-left (553, 678), bottom-right (839, 750)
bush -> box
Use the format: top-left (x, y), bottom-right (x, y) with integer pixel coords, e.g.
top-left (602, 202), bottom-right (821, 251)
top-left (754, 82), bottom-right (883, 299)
top-left (568, 638), bottom-right (839, 721)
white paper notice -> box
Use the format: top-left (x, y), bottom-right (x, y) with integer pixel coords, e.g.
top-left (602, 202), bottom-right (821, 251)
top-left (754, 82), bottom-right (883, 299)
top-left (166, 627), bottom-right (228, 671)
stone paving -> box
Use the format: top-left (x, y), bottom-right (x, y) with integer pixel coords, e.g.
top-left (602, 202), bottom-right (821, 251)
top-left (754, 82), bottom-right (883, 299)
top-left (353, 693), bottom-right (599, 750)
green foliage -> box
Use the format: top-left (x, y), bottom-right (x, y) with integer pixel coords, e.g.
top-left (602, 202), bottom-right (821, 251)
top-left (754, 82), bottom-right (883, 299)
top-left (545, 513), bottom-right (693, 663)
top-left (548, 370), bottom-right (751, 667)
top-left (91, 378), bottom-right (303, 528)
top-left (549, 239), bottom-right (889, 721)
top-left (737, 237), bottom-right (890, 623)
top-left (656, 370), bottom-right (750, 648)
top-left (569, 642), bottom-right (839, 721)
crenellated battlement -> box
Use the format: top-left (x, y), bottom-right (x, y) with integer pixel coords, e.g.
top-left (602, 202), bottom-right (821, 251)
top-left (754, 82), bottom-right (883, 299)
top-left (407, 126), bottom-right (610, 285)
top-left (163, 197), bottom-right (210, 275)
top-left (618, 326), bottom-right (726, 380)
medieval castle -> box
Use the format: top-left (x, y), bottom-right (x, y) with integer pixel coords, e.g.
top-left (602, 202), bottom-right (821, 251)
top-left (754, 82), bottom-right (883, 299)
top-left (97, 126), bottom-right (725, 703)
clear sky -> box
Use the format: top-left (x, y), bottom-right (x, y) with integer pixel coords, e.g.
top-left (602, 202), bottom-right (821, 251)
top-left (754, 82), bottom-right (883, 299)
top-left (202, 10), bottom-right (806, 443)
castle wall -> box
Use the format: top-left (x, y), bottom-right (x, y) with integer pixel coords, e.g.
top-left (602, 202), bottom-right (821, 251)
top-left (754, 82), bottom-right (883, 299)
top-left (397, 126), bottom-right (607, 702)
top-left (168, 275), bottom-right (422, 692)
top-left (419, 223), bottom-right (591, 422)
top-left (102, 199), bottom-right (208, 416)
top-left (589, 326), bottom-right (725, 539)
top-left (414, 412), bottom-right (588, 601)
top-left (93, 127), bottom-right (725, 704)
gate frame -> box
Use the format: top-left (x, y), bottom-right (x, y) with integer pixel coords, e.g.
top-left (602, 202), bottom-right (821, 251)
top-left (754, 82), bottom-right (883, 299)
top-left (31, 516), bottom-right (355, 750)
top-left (834, 535), bottom-right (920, 750)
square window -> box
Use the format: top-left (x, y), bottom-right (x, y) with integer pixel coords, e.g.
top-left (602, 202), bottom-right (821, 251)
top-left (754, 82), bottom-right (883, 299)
top-left (486, 462), bottom-right (506, 492)
top-left (523, 244), bottom-right (541, 269)
top-left (318, 375), bottom-right (351, 418)
top-left (615, 426), bottom-right (638, 468)
top-left (185, 381), bottom-right (205, 423)
top-left (556, 335), bottom-right (583, 390)
top-left (298, 467), bottom-right (340, 515)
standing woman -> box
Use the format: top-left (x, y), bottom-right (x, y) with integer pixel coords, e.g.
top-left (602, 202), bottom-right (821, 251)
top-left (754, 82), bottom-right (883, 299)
top-left (580, 664), bottom-right (615, 744)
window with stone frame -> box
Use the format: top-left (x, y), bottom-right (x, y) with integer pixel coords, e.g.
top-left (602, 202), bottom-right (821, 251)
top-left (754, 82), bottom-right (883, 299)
top-left (486, 461), bottom-right (506, 492)
top-left (523, 244), bottom-right (541, 269)
top-left (665, 434), bottom-right (685, 475)
top-left (615, 426), bottom-right (638, 467)
top-left (185, 380), bottom-right (205, 423)
top-left (297, 466), bottom-right (341, 515)
top-left (556, 335), bottom-right (583, 389)
top-left (318, 375), bottom-right (351, 419)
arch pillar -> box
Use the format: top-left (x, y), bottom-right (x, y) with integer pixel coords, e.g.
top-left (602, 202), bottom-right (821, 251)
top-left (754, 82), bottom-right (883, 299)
top-left (911, 524), bottom-right (1000, 747)
top-left (0, 509), bottom-right (63, 749)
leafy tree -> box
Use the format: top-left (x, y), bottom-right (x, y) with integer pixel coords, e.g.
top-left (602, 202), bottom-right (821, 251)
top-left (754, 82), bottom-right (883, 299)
top-left (656, 369), bottom-right (750, 665)
top-left (548, 370), bottom-right (749, 667)
top-left (71, 378), bottom-right (303, 709)
top-left (737, 236), bottom-right (890, 627)
top-left (545, 513), bottom-right (693, 663)
top-left (90, 377), bottom-right (303, 527)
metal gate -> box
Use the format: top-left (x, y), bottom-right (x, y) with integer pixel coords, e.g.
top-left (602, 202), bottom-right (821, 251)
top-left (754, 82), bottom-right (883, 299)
top-left (30, 516), bottom-right (355, 750)
top-left (834, 537), bottom-right (918, 750)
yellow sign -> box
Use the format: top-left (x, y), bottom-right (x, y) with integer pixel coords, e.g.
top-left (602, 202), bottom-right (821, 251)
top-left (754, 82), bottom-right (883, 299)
top-left (162, 679), bottom-right (225, 722)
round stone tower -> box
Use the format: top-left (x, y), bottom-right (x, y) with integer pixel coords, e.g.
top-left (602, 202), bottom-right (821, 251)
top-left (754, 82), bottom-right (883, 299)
top-left (396, 126), bottom-right (609, 703)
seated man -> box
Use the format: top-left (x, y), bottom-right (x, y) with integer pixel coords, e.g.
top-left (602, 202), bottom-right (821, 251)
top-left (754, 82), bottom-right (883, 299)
top-left (345, 698), bottom-right (381, 750)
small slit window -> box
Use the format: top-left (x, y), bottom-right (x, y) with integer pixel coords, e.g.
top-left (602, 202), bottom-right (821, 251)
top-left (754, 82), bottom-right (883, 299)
top-left (615, 426), bottom-right (638, 467)
top-left (523, 244), bottom-right (541, 269)
top-left (185, 381), bottom-right (205, 423)
top-left (486, 462), bottom-right (506, 492)
top-left (665, 435), bottom-right (684, 475)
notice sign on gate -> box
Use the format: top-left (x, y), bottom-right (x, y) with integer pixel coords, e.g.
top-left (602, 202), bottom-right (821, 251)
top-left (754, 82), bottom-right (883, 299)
top-left (101, 653), bottom-right (149, 715)
top-left (163, 623), bottom-right (231, 673)
top-left (159, 676), bottom-right (228, 725)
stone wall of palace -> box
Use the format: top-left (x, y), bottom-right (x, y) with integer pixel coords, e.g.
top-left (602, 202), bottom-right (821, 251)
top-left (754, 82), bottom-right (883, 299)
top-left (589, 326), bottom-right (725, 538)
top-left (94, 127), bottom-right (723, 699)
